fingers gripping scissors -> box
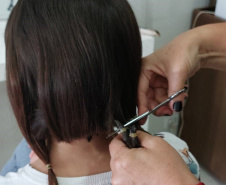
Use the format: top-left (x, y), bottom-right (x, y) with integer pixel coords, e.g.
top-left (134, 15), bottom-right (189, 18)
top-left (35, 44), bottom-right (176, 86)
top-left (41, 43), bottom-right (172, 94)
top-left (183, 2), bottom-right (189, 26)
top-left (107, 87), bottom-right (187, 138)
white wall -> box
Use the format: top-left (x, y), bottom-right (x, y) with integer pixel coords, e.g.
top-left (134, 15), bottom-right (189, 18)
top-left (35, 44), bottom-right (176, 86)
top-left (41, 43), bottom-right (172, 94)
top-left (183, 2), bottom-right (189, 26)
top-left (128, 0), bottom-right (210, 49)
top-left (0, 0), bottom-right (18, 20)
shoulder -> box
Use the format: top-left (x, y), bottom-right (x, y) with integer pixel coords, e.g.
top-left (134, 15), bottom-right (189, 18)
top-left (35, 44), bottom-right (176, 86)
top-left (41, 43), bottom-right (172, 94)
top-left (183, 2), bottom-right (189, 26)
top-left (0, 165), bottom-right (47, 185)
top-left (0, 164), bottom-right (112, 185)
top-left (156, 132), bottom-right (188, 150)
top-left (156, 132), bottom-right (200, 179)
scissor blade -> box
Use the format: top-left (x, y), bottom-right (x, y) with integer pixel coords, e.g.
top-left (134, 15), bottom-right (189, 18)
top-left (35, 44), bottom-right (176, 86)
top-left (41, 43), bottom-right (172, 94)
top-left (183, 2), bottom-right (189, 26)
top-left (124, 87), bottom-right (187, 128)
top-left (106, 87), bottom-right (187, 138)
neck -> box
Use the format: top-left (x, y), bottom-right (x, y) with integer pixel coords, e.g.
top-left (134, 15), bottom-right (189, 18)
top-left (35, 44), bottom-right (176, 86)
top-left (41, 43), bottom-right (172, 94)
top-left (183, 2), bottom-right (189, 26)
top-left (31, 134), bottom-right (112, 177)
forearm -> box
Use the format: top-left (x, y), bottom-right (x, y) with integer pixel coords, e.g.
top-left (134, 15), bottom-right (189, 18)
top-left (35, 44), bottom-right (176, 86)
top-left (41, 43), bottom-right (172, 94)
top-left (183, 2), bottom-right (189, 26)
top-left (195, 23), bottom-right (226, 71)
top-left (137, 23), bottom-right (226, 116)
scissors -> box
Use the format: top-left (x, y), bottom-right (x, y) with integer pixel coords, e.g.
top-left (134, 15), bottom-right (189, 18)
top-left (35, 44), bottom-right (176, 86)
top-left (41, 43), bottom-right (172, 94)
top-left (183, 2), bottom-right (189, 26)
top-left (107, 87), bottom-right (187, 138)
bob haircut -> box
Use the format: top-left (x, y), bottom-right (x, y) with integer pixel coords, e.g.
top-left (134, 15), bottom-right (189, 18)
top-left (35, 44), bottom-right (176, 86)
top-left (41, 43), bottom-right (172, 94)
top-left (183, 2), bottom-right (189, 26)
top-left (5, 0), bottom-right (141, 184)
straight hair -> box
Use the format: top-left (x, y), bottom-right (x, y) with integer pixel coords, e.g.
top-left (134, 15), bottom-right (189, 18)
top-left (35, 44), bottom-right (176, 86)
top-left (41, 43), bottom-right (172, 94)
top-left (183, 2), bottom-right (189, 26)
top-left (5, 0), bottom-right (141, 184)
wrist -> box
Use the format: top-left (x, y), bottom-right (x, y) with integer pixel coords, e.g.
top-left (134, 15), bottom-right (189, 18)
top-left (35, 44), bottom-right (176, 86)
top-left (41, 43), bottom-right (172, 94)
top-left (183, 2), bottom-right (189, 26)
top-left (174, 169), bottom-right (200, 185)
top-left (196, 23), bottom-right (226, 70)
top-left (196, 182), bottom-right (205, 185)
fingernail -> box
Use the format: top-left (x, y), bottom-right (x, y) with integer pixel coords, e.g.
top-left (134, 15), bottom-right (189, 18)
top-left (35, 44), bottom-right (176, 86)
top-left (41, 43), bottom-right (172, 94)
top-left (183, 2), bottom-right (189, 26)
top-left (164, 114), bottom-right (170, 116)
top-left (173, 101), bottom-right (182, 112)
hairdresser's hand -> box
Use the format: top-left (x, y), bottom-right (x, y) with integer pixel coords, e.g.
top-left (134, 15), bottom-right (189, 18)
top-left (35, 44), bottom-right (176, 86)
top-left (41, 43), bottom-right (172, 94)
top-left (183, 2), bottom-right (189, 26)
top-left (109, 131), bottom-right (200, 185)
top-left (138, 29), bottom-right (202, 120)
top-left (138, 23), bottom-right (226, 119)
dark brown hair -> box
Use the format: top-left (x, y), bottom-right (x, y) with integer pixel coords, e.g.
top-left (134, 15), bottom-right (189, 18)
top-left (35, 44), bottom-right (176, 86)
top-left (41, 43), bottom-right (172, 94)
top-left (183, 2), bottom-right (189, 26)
top-left (5, 0), bottom-right (141, 184)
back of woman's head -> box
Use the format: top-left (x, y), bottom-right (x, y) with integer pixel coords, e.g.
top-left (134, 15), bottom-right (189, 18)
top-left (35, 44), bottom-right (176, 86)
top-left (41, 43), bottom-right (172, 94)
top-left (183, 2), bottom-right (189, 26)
top-left (5, 0), bottom-right (141, 184)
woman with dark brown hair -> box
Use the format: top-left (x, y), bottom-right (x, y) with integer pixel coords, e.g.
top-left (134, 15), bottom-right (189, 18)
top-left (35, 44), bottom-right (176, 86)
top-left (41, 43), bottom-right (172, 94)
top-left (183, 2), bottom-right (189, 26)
top-left (0, 0), bottom-right (202, 184)
top-left (1, 0), bottom-right (141, 184)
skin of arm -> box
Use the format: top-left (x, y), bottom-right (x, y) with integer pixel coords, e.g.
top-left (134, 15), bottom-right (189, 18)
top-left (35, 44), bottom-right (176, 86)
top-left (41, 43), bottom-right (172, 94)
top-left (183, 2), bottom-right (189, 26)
top-left (109, 131), bottom-right (200, 185)
top-left (198, 23), bottom-right (226, 70)
top-left (138, 23), bottom-right (226, 120)
top-left (109, 23), bottom-right (226, 184)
